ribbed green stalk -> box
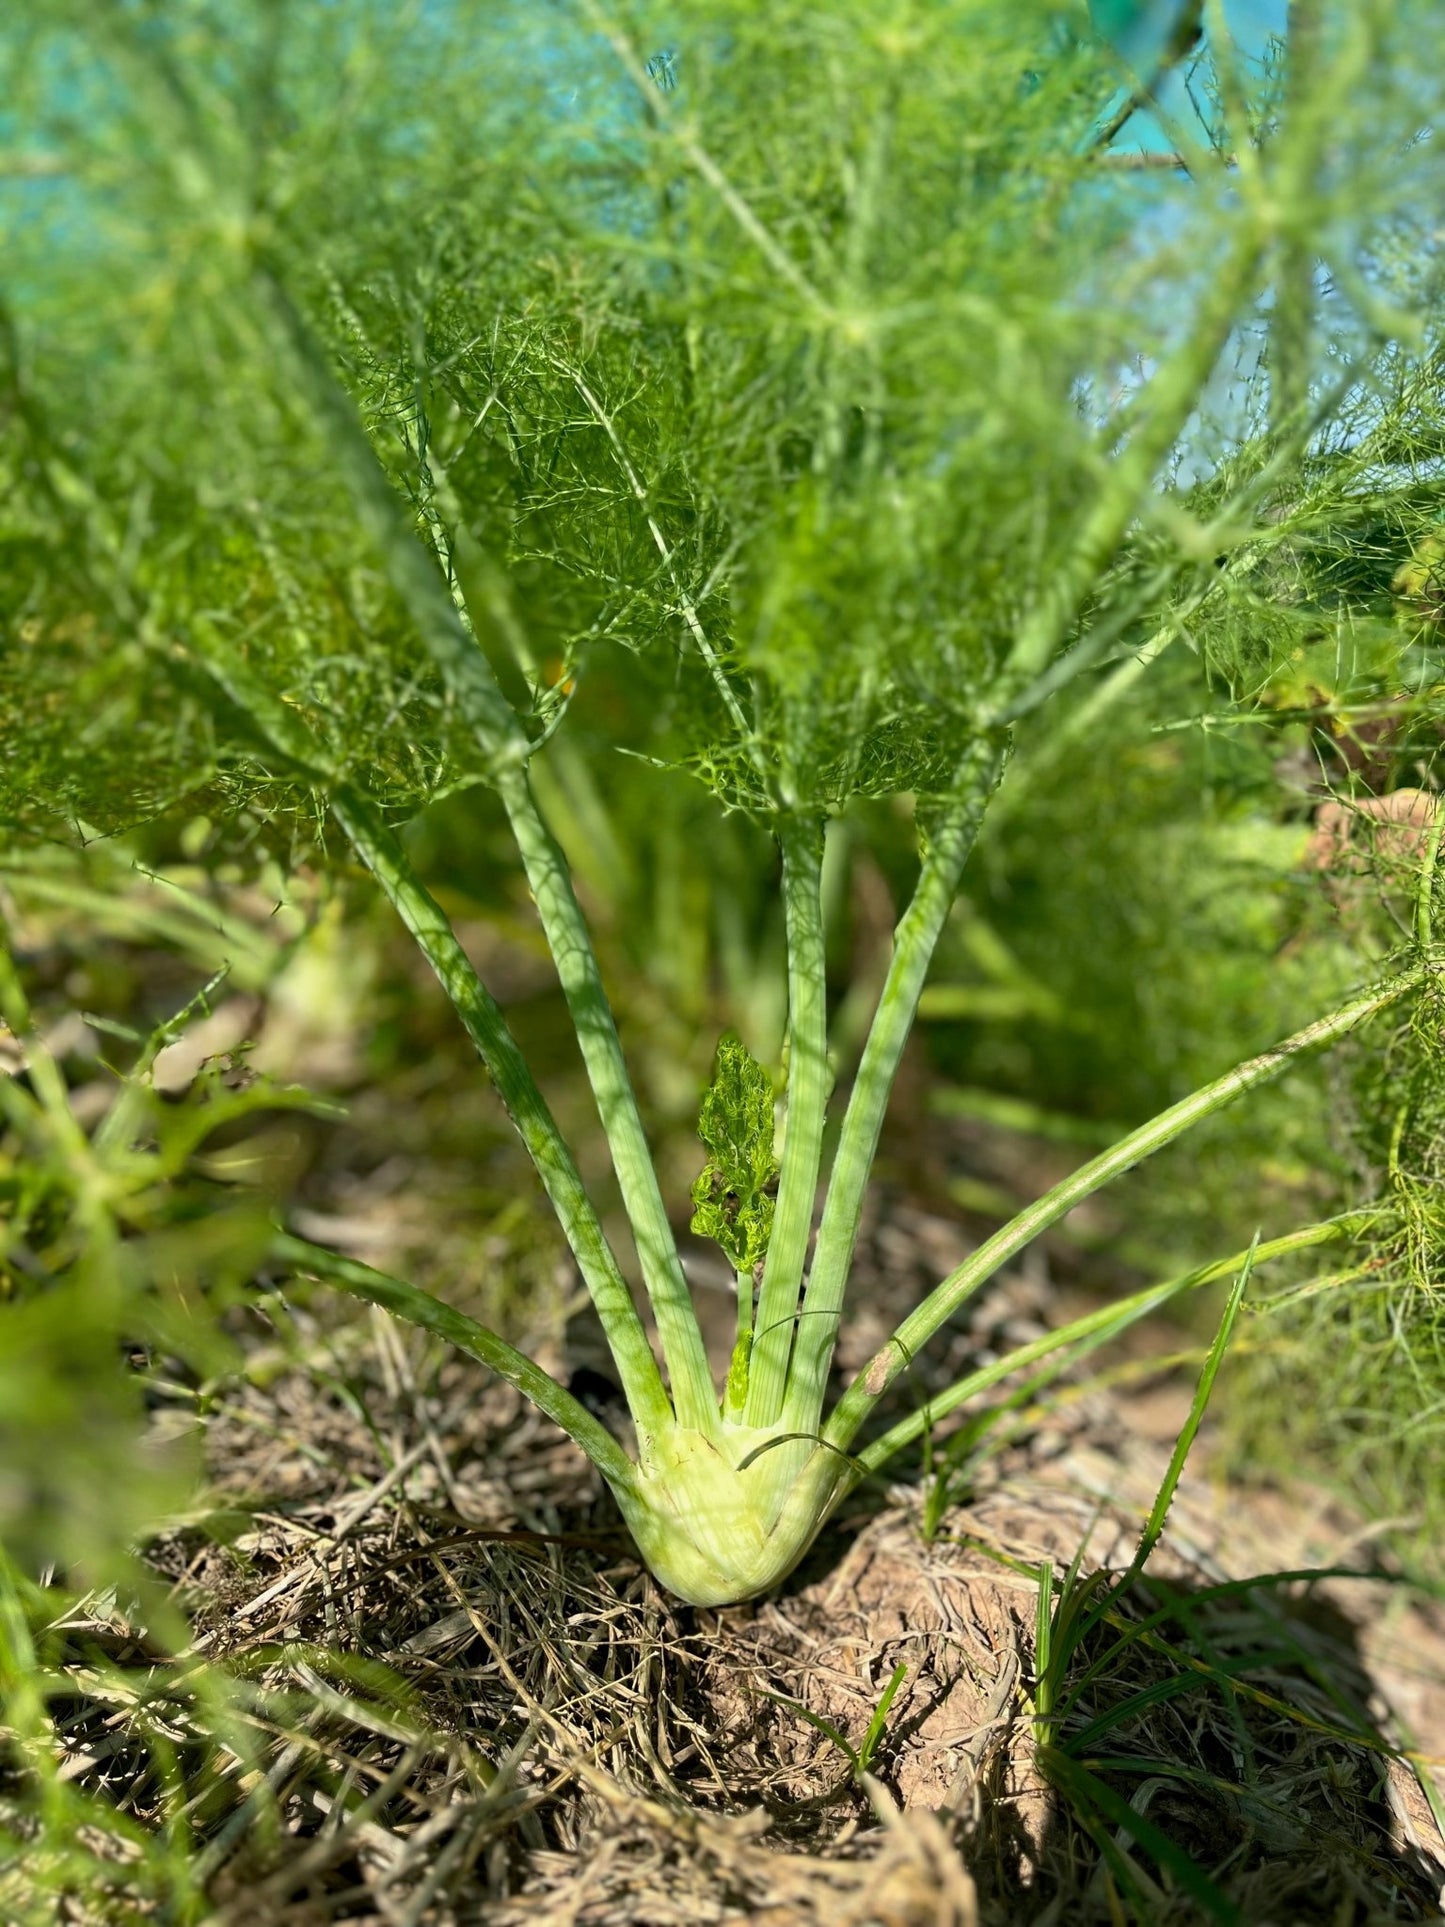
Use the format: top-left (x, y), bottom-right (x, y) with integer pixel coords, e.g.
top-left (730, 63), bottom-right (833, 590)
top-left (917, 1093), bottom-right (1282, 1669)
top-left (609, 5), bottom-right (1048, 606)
top-left (272, 1233), bottom-right (641, 1495)
top-left (825, 972), bottom-right (1422, 1452)
top-left (993, 228), bottom-right (1264, 706)
top-left (783, 740), bottom-right (1005, 1433)
top-left (847, 1217), bottom-right (1362, 1477)
top-left (723, 1268), bottom-right (755, 1419)
top-left (496, 764), bottom-right (720, 1438)
top-left (244, 271), bottom-right (718, 1438)
top-left (331, 795), bottom-right (676, 1443)
top-left (745, 816), bottom-right (830, 1428)
top-left (188, 635), bottom-right (674, 1444)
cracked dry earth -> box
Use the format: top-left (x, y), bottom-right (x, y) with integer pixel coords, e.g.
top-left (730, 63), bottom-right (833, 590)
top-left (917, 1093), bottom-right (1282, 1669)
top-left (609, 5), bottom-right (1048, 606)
top-left (33, 1206), bottom-right (1445, 1927)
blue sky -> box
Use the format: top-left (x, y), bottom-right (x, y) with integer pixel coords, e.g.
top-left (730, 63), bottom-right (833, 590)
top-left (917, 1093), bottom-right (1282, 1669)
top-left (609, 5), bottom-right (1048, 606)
top-left (1100, 0), bottom-right (1290, 154)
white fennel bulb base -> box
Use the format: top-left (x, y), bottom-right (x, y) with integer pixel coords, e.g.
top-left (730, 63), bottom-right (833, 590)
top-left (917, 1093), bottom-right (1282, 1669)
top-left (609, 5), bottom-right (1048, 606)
top-left (612, 1425), bottom-right (847, 1608)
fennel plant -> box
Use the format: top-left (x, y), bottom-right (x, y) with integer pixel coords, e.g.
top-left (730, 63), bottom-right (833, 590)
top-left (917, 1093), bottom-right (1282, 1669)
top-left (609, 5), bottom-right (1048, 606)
top-left (3, 0), bottom-right (1444, 1604)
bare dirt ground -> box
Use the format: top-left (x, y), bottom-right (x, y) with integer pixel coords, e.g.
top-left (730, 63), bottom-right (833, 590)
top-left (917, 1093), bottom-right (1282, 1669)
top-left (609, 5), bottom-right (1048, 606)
top-left (40, 1199), bottom-right (1443, 1926)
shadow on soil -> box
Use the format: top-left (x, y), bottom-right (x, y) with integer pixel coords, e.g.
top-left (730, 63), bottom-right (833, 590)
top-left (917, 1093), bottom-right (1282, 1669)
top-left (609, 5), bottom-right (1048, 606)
top-left (763, 1506), bottom-right (1445, 1923)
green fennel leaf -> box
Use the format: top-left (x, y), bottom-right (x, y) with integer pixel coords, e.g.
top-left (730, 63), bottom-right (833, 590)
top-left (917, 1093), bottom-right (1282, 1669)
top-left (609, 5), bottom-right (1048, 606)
top-left (689, 1033), bottom-right (778, 1274)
